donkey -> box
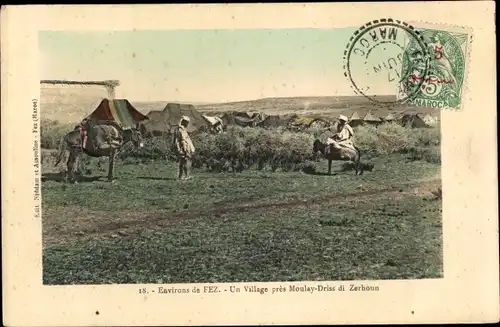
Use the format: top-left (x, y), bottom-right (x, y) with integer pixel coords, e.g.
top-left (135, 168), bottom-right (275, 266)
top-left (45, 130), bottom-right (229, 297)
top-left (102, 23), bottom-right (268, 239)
top-left (54, 120), bottom-right (144, 183)
top-left (312, 139), bottom-right (365, 175)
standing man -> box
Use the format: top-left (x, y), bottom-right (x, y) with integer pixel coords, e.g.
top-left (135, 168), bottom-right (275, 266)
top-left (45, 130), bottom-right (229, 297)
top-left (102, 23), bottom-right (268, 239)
top-left (172, 115), bottom-right (196, 180)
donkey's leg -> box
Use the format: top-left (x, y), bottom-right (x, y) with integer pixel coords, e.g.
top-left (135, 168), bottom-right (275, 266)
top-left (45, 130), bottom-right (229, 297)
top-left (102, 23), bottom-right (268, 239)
top-left (328, 159), bottom-right (332, 175)
top-left (355, 152), bottom-right (363, 176)
top-left (107, 150), bottom-right (116, 182)
top-left (66, 151), bottom-right (78, 183)
top-left (360, 161), bottom-right (365, 175)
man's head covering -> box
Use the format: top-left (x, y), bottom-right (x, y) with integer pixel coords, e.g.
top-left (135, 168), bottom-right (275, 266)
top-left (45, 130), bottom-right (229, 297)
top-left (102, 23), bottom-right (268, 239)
top-left (339, 115), bottom-right (348, 122)
top-left (214, 117), bottom-right (223, 125)
top-left (180, 115), bottom-right (190, 125)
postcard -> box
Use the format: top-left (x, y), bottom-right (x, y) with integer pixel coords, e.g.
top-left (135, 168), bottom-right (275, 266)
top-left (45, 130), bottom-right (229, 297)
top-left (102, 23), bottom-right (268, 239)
top-left (1, 3), bottom-right (498, 326)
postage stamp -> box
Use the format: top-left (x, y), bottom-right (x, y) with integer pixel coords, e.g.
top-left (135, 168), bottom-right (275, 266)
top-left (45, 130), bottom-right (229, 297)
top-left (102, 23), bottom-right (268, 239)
top-left (343, 18), bottom-right (472, 110)
top-left (403, 23), bottom-right (472, 110)
top-left (1, 3), bottom-right (498, 327)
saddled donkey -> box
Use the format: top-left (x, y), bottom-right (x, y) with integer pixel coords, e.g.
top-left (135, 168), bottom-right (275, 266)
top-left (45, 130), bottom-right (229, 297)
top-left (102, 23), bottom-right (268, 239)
top-left (55, 120), bottom-right (144, 182)
top-left (312, 139), bottom-right (365, 175)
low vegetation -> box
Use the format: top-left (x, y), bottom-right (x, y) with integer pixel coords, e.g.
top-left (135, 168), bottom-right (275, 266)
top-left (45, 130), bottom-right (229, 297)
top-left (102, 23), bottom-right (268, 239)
top-left (40, 119), bottom-right (75, 149)
top-left (41, 119), bottom-right (441, 174)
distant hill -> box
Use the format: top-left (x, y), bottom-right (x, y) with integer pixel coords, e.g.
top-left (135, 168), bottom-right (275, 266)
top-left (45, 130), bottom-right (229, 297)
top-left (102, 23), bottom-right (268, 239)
top-left (192, 95), bottom-right (440, 119)
top-left (42, 93), bottom-right (440, 124)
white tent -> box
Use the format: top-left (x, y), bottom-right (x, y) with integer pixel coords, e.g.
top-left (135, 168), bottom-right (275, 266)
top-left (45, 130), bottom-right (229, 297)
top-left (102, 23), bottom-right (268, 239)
top-left (202, 114), bottom-right (223, 126)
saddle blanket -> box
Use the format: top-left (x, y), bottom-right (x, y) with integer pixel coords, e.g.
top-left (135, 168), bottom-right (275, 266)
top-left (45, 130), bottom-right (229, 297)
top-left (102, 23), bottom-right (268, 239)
top-left (80, 127), bottom-right (87, 149)
top-left (326, 138), bottom-right (355, 151)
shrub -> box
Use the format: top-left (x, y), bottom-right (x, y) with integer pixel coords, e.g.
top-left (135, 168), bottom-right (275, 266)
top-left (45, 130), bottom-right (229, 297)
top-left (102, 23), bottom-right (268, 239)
top-left (354, 122), bottom-right (419, 155)
top-left (412, 127), bottom-right (441, 147)
top-left (189, 126), bottom-right (315, 173)
top-left (40, 119), bottom-right (74, 149)
top-left (40, 119), bottom-right (441, 173)
top-left (127, 136), bottom-right (174, 161)
top-left (407, 146), bottom-right (441, 164)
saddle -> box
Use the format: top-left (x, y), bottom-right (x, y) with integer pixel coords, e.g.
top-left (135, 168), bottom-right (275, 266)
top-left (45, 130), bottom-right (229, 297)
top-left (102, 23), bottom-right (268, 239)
top-left (80, 126), bottom-right (88, 149)
top-left (326, 137), bottom-right (356, 154)
top-left (78, 120), bottom-right (124, 151)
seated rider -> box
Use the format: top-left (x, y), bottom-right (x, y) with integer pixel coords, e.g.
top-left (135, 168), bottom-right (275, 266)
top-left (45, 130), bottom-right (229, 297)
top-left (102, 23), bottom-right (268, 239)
top-left (327, 115), bottom-right (355, 150)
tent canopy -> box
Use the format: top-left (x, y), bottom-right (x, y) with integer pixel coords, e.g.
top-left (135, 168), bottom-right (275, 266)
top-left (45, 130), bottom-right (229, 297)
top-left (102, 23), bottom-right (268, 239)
top-left (86, 99), bottom-right (149, 129)
top-left (384, 113), bottom-right (395, 121)
top-left (363, 111), bottom-right (382, 122)
top-left (350, 112), bottom-right (361, 121)
top-left (145, 102), bottom-right (210, 133)
top-left (202, 114), bottom-right (223, 126)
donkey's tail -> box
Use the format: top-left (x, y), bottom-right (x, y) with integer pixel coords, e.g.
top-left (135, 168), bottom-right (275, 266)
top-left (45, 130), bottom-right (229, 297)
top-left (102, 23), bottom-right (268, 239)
top-left (54, 137), bottom-right (68, 166)
top-left (353, 145), bottom-right (362, 163)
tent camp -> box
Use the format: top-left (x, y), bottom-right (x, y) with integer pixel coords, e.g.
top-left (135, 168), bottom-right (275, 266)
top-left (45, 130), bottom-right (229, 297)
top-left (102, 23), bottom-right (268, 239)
top-left (349, 112), bottom-right (363, 127)
top-left (257, 114), bottom-right (298, 128)
top-left (363, 111), bottom-right (382, 125)
top-left (400, 113), bottom-right (434, 128)
top-left (144, 103), bottom-right (211, 135)
top-left (220, 111), bottom-right (266, 127)
top-left (85, 99), bottom-right (149, 129)
top-left (422, 114), bottom-right (439, 127)
top-left (383, 113), bottom-right (396, 122)
top-left (202, 114), bottom-right (223, 126)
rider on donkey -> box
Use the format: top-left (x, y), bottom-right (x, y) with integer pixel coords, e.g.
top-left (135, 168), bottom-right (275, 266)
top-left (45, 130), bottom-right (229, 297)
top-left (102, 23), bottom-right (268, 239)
top-left (326, 114), bottom-right (356, 152)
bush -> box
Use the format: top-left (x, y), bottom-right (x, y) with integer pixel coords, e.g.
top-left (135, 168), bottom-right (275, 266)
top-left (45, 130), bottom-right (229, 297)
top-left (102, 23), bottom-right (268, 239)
top-left (40, 119), bottom-right (75, 149)
top-left (407, 146), bottom-right (441, 164)
top-left (126, 136), bottom-right (174, 161)
top-left (412, 127), bottom-right (441, 147)
top-left (355, 123), bottom-right (418, 155)
top-left (188, 126), bottom-right (315, 173)
top-left (40, 119), bottom-right (441, 173)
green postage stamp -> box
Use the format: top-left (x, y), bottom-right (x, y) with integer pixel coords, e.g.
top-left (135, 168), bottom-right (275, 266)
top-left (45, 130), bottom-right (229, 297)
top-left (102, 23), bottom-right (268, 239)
top-left (344, 19), bottom-right (472, 110)
top-left (402, 23), bottom-right (472, 110)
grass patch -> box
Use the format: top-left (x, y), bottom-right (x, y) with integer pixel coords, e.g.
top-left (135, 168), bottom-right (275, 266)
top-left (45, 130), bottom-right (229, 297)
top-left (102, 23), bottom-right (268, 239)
top-left (42, 154), bottom-right (442, 284)
top-left (43, 192), bottom-right (442, 284)
top-left (42, 154), bottom-right (440, 213)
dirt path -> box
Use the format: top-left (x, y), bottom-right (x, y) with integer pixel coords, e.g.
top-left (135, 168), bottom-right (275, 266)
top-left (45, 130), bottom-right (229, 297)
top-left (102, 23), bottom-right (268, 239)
top-left (43, 178), bottom-right (441, 248)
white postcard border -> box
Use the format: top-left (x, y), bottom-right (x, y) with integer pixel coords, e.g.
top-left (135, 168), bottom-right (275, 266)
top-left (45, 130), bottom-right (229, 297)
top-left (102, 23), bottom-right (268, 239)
top-left (1, 3), bottom-right (498, 326)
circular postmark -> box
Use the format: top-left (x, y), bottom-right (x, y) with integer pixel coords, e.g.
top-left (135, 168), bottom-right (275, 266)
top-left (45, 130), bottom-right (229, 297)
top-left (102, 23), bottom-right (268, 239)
top-left (343, 18), bottom-right (432, 104)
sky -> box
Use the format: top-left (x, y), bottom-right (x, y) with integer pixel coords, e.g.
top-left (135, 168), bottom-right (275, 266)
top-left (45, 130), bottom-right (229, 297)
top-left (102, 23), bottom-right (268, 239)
top-left (39, 28), bottom-right (368, 103)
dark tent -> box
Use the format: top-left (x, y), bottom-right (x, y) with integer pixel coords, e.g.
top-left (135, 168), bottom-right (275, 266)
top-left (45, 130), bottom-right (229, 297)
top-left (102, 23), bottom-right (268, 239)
top-left (349, 112), bottom-right (363, 127)
top-left (257, 114), bottom-right (298, 128)
top-left (220, 111), bottom-right (265, 127)
top-left (363, 111), bottom-right (382, 125)
top-left (144, 103), bottom-right (211, 134)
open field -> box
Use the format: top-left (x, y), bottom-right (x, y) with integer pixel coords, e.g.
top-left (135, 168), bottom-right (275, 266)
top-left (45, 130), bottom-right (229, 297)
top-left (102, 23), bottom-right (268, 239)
top-left (42, 154), bottom-right (442, 284)
top-left (192, 96), bottom-right (440, 118)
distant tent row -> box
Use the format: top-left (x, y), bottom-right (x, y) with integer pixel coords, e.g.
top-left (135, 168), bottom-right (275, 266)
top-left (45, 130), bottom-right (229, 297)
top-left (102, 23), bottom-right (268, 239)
top-left (400, 113), bottom-right (439, 128)
top-left (346, 111), bottom-right (437, 128)
top-left (219, 111), bottom-right (266, 127)
top-left (348, 111), bottom-right (385, 126)
top-left (83, 99), bottom-right (439, 136)
top-left (257, 113), bottom-right (298, 128)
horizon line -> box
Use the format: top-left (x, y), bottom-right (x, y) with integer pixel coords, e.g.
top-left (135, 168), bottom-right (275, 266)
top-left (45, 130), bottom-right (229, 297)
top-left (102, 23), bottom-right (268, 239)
top-left (126, 94), bottom-right (395, 105)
